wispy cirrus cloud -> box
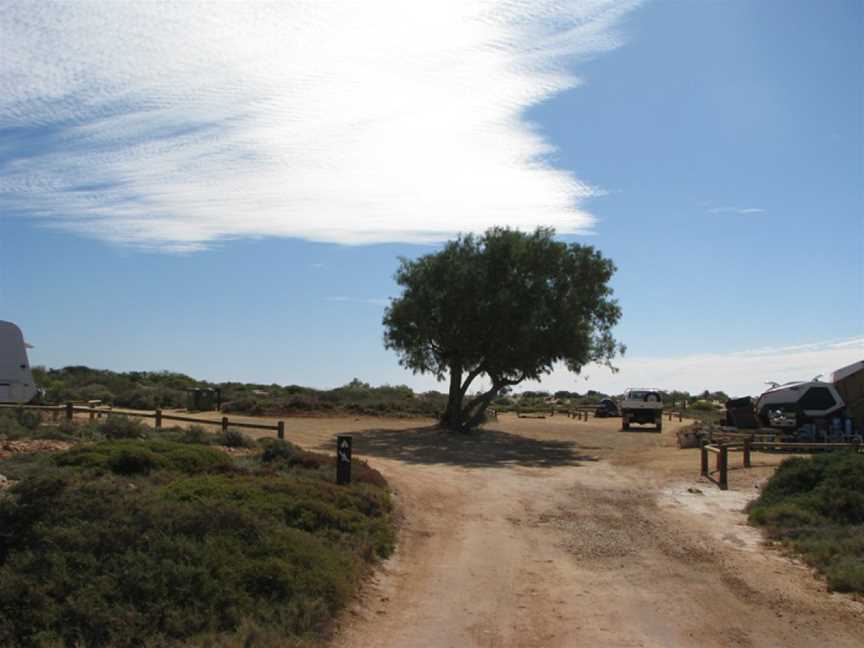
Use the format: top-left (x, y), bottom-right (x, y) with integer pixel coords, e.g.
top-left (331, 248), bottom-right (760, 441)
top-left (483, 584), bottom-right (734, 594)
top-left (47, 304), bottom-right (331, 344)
top-left (0, 1), bottom-right (642, 252)
top-left (706, 206), bottom-right (766, 215)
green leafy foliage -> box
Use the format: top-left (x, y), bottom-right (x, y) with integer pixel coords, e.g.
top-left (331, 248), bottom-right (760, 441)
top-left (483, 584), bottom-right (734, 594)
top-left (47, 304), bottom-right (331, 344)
top-left (383, 226), bottom-right (623, 429)
top-left (749, 452), bottom-right (864, 592)
top-left (0, 433), bottom-right (394, 646)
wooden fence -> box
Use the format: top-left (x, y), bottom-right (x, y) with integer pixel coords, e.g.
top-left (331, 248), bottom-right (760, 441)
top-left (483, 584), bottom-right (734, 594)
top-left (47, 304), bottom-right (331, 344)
top-left (0, 402), bottom-right (285, 439)
top-left (516, 407), bottom-right (592, 421)
top-left (700, 439), bottom-right (862, 490)
top-left (513, 407), bottom-right (685, 423)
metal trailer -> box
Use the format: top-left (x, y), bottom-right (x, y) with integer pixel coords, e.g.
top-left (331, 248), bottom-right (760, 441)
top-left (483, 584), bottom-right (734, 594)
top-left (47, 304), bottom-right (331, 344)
top-left (0, 321), bottom-right (37, 404)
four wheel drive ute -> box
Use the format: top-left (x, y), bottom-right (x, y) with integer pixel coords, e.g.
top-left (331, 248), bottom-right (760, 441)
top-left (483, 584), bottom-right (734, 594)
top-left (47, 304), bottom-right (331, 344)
top-left (620, 388), bottom-right (664, 431)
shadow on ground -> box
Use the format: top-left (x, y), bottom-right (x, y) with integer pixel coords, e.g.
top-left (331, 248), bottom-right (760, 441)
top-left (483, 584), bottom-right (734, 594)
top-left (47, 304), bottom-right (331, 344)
top-left (316, 426), bottom-right (595, 469)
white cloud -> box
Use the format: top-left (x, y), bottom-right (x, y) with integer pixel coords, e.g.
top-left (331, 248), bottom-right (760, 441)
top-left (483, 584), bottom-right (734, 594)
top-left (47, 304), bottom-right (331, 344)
top-left (706, 206), bottom-right (766, 215)
top-left (0, 0), bottom-right (641, 251)
top-left (514, 337), bottom-right (864, 397)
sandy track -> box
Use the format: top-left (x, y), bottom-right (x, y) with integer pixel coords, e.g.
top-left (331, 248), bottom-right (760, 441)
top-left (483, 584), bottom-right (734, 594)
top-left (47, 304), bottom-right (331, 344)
top-left (323, 417), bottom-right (863, 648)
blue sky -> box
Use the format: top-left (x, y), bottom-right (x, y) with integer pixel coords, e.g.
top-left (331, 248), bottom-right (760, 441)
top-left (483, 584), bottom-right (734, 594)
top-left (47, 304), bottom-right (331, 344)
top-left (1, 0), bottom-right (861, 396)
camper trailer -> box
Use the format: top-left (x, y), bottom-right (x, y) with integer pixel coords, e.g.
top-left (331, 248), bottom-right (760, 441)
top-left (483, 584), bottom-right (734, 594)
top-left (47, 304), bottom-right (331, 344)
top-left (755, 380), bottom-right (844, 429)
top-left (0, 321), bottom-right (38, 404)
top-left (754, 360), bottom-right (864, 437)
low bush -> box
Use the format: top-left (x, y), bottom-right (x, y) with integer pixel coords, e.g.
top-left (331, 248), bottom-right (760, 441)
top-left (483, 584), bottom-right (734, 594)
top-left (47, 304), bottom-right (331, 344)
top-left (54, 440), bottom-right (232, 475)
top-left (261, 438), bottom-right (301, 463)
top-left (0, 413), bottom-right (30, 440)
top-left (749, 451), bottom-right (864, 593)
top-left (99, 415), bottom-right (149, 440)
top-left (223, 428), bottom-right (255, 449)
top-left (223, 398), bottom-right (265, 415)
top-left (179, 424), bottom-right (213, 445)
top-left (690, 399), bottom-right (717, 411)
top-left (259, 439), bottom-right (388, 489)
top-left (0, 438), bottom-right (394, 647)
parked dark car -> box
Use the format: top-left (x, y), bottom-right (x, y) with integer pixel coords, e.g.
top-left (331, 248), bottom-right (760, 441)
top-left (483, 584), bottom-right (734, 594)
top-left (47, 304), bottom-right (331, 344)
top-left (595, 398), bottom-right (619, 418)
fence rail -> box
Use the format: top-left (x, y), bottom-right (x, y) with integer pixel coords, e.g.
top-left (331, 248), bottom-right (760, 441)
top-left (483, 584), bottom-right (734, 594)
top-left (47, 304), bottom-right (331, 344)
top-left (1, 402), bottom-right (286, 439)
top-left (700, 439), bottom-right (862, 490)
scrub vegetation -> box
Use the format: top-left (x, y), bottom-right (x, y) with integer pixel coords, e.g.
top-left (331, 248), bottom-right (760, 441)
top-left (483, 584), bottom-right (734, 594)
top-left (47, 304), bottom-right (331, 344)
top-left (31, 366), bottom-right (447, 417)
top-left (748, 451), bottom-right (864, 593)
top-left (0, 413), bottom-right (394, 647)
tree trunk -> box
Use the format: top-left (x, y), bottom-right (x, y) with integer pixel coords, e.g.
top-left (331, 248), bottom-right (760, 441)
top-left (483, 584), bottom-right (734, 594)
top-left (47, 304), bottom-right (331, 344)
top-left (462, 385), bottom-right (501, 429)
top-left (440, 365), bottom-right (464, 429)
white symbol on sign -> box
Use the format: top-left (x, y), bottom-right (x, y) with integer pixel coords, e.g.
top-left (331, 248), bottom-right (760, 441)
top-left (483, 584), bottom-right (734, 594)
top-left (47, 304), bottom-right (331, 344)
top-left (339, 452), bottom-right (349, 462)
top-left (340, 440), bottom-right (350, 449)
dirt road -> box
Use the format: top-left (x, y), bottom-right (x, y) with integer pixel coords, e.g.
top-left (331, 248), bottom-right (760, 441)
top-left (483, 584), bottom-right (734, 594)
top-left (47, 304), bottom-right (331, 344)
top-left (319, 415), bottom-right (864, 648)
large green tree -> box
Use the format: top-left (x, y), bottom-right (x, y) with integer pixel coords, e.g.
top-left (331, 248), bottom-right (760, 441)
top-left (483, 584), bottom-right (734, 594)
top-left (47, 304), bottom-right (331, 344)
top-left (383, 227), bottom-right (624, 430)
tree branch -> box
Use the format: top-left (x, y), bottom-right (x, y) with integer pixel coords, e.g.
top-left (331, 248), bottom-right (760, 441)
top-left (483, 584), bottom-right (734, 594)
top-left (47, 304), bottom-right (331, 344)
top-left (459, 361), bottom-right (487, 399)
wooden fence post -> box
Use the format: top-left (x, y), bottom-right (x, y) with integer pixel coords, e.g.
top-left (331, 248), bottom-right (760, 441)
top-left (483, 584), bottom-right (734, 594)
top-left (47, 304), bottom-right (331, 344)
top-left (700, 442), bottom-right (708, 477)
top-left (66, 402), bottom-right (74, 421)
top-left (88, 407), bottom-right (95, 421)
top-left (719, 446), bottom-right (728, 491)
top-left (743, 439), bottom-right (751, 468)
top-left (277, 421), bottom-right (285, 440)
top-left (337, 436), bottom-right (352, 485)
top-left (221, 416), bottom-right (229, 433)
top-left (155, 409), bottom-right (162, 430)
top-left (678, 412), bottom-right (683, 422)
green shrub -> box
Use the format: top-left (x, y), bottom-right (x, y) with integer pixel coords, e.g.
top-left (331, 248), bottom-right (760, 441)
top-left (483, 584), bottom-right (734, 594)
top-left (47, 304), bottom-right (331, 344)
top-left (107, 446), bottom-right (161, 475)
top-left (0, 445), bottom-right (393, 647)
top-left (749, 501), bottom-right (826, 530)
top-left (55, 440), bottom-right (232, 475)
top-left (0, 414), bottom-right (29, 440)
top-left (690, 399), bottom-right (716, 411)
top-left (261, 439), bottom-right (300, 463)
top-left (223, 398), bottom-right (265, 415)
top-left (826, 557), bottom-right (864, 593)
top-left (179, 424), bottom-right (212, 444)
top-left (223, 428), bottom-right (255, 448)
top-left (99, 415), bottom-right (148, 440)
top-left (749, 451), bottom-right (864, 592)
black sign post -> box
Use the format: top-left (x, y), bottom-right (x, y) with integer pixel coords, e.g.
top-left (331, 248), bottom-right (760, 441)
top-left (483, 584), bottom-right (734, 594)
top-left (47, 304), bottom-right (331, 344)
top-left (336, 435), bottom-right (352, 485)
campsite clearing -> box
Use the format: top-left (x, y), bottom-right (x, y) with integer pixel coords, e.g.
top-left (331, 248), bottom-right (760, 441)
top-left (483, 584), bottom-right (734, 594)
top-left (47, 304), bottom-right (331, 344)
top-left (132, 410), bottom-right (863, 647)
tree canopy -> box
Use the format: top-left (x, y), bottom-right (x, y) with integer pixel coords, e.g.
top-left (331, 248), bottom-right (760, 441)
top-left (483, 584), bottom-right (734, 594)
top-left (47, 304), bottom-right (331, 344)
top-left (383, 227), bottom-right (624, 430)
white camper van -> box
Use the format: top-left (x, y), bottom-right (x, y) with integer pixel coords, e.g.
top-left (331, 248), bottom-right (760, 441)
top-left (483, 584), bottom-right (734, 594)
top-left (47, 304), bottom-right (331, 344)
top-left (0, 321), bottom-right (37, 404)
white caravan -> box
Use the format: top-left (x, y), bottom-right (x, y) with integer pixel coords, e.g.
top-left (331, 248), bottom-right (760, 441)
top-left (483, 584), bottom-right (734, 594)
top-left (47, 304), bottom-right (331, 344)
top-left (0, 321), bottom-right (37, 404)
